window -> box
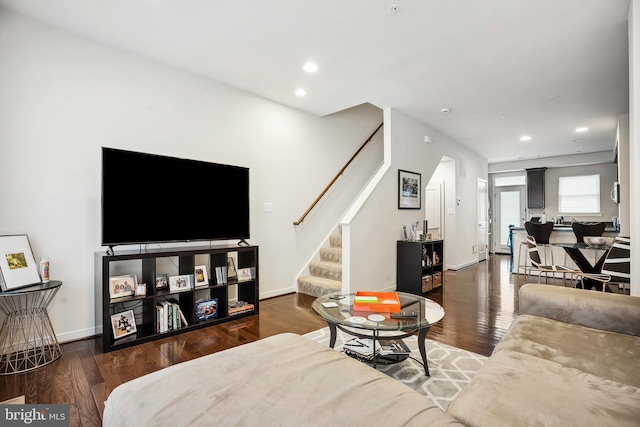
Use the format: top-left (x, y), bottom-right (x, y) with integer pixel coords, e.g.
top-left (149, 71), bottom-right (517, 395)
top-left (558, 174), bottom-right (600, 214)
top-left (494, 174), bottom-right (526, 187)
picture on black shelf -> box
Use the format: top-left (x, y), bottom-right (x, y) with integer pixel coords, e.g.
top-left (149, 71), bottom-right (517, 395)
top-left (169, 274), bottom-right (192, 293)
top-left (155, 274), bottom-right (168, 290)
top-left (194, 265), bottom-right (209, 287)
top-left (237, 267), bottom-right (255, 282)
top-left (111, 310), bottom-right (137, 339)
top-left (227, 252), bottom-right (238, 280)
top-left (109, 274), bottom-right (137, 299)
top-left (196, 298), bottom-right (218, 321)
top-left (135, 283), bottom-right (146, 297)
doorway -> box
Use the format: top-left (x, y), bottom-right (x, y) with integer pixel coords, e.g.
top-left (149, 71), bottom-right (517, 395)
top-left (477, 178), bottom-right (488, 261)
top-left (493, 186), bottom-right (526, 254)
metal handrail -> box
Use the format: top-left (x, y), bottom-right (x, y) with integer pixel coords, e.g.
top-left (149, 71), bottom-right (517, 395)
top-left (293, 122), bottom-right (384, 226)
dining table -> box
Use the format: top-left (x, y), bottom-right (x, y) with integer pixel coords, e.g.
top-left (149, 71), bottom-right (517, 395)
top-left (553, 242), bottom-right (611, 291)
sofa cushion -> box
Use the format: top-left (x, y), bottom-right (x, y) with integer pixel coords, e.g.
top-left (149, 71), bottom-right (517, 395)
top-left (103, 333), bottom-right (463, 427)
top-left (447, 349), bottom-right (640, 427)
top-left (447, 314), bottom-right (640, 427)
top-left (493, 314), bottom-right (640, 387)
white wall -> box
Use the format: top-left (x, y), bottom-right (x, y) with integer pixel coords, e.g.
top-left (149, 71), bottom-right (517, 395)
top-left (0, 9), bottom-right (383, 341)
top-left (629, 0), bottom-right (639, 297)
top-left (346, 109), bottom-right (488, 292)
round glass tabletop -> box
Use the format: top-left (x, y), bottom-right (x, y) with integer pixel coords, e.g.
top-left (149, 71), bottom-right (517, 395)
top-left (311, 291), bottom-right (444, 332)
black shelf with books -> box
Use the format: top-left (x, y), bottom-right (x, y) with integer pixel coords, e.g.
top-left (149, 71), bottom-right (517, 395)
top-left (95, 244), bottom-right (259, 352)
top-left (396, 240), bottom-right (444, 295)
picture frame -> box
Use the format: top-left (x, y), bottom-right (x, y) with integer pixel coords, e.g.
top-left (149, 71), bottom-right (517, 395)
top-left (169, 274), bottom-right (192, 293)
top-left (0, 234), bottom-right (42, 292)
top-left (111, 310), bottom-right (137, 339)
top-left (155, 273), bottom-right (168, 290)
top-left (227, 252), bottom-right (238, 280)
top-left (194, 265), bottom-right (209, 288)
top-left (135, 283), bottom-right (147, 297)
top-left (237, 267), bottom-right (255, 283)
top-left (195, 298), bottom-right (218, 321)
top-left (109, 274), bottom-right (137, 299)
top-left (398, 169), bottom-right (421, 209)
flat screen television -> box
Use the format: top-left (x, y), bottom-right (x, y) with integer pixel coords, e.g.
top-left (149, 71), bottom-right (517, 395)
top-left (101, 147), bottom-right (250, 247)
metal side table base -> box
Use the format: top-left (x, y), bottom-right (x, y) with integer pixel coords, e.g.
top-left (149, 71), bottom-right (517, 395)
top-left (0, 281), bottom-right (63, 375)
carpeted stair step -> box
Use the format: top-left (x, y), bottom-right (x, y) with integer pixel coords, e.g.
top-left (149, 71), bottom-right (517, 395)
top-left (297, 275), bottom-right (342, 297)
top-left (309, 260), bottom-right (342, 281)
top-left (329, 234), bottom-right (342, 248)
top-left (320, 247), bottom-right (342, 263)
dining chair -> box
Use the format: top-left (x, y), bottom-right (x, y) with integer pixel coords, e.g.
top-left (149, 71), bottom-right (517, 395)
top-left (524, 221), bottom-right (555, 265)
top-left (525, 235), bottom-right (579, 285)
top-left (577, 236), bottom-right (630, 293)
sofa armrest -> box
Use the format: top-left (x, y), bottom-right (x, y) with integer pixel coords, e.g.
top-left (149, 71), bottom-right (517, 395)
top-left (519, 284), bottom-right (640, 336)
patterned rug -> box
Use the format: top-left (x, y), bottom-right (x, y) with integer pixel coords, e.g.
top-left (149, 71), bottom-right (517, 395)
top-left (304, 327), bottom-right (487, 410)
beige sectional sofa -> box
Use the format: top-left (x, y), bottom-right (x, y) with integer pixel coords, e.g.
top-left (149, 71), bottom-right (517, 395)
top-left (103, 284), bottom-right (640, 426)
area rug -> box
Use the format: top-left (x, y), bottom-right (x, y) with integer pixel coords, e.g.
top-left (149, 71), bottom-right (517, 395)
top-left (304, 327), bottom-right (487, 411)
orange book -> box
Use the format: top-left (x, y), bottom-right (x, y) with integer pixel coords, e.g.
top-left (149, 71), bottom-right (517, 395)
top-left (353, 291), bottom-right (401, 313)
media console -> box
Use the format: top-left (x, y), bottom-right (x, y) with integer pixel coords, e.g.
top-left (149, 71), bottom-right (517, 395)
top-left (95, 245), bottom-right (259, 352)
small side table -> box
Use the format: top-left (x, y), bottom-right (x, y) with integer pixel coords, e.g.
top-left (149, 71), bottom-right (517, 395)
top-left (0, 281), bottom-right (63, 375)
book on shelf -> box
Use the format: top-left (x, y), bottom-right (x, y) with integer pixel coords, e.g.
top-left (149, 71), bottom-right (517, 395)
top-left (228, 303), bottom-right (255, 316)
top-left (156, 300), bottom-right (188, 333)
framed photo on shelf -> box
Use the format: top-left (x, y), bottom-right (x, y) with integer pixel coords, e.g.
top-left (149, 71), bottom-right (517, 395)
top-left (237, 267), bottom-right (255, 283)
top-left (109, 274), bottom-right (137, 299)
top-left (194, 265), bottom-right (209, 288)
top-left (155, 273), bottom-right (168, 290)
top-left (169, 274), bottom-right (192, 293)
top-left (195, 298), bottom-right (218, 321)
top-left (0, 234), bottom-right (42, 292)
top-left (227, 252), bottom-right (238, 280)
top-left (111, 310), bottom-right (137, 339)
top-left (398, 169), bottom-right (421, 209)
top-left (135, 283), bottom-right (147, 297)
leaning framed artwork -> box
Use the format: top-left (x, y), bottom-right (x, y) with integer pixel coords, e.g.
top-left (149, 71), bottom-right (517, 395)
top-left (0, 234), bottom-right (42, 292)
top-left (398, 169), bottom-right (421, 209)
top-left (111, 310), bottom-right (137, 339)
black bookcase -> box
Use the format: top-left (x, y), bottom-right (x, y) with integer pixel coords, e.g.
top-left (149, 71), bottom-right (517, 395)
top-left (95, 245), bottom-right (258, 352)
top-left (396, 240), bottom-right (444, 295)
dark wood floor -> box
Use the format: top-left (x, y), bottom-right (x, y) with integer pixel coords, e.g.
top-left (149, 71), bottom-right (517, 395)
top-left (0, 254), bottom-right (529, 426)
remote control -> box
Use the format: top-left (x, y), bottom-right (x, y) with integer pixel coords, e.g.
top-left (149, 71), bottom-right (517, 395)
top-left (390, 312), bottom-right (418, 319)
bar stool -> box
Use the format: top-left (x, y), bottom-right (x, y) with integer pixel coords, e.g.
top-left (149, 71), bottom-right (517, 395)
top-left (524, 221), bottom-right (555, 272)
top-left (572, 222), bottom-right (606, 266)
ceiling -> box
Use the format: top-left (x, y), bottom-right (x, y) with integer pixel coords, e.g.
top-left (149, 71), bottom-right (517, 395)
top-left (0, 0), bottom-right (631, 164)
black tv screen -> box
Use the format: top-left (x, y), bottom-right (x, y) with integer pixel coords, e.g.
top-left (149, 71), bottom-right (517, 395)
top-left (101, 147), bottom-right (250, 246)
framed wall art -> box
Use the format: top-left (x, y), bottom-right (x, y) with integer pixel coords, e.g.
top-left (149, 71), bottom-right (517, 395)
top-left (398, 169), bottom-right (421, 210)
top-left (0, 234), bottom-right (42, 292)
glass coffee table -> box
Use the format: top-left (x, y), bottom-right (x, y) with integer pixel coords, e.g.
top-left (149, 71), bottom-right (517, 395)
top-left (311, 291), bottom-right (444, 376)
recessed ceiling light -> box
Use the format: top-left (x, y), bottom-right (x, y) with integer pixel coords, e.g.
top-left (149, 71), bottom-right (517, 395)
top-left (519, 135), bottom-right (531, 141)
top-left (295, 89), bottom-right (307, 96)
top-left (303, 62), bottom-right (318, 73)
top-left (440, 107), bottom-right (451, 114)
top-left (501, 115), bottom-right (508, 120)
top-left (576, 127), bottom-right (589, 133)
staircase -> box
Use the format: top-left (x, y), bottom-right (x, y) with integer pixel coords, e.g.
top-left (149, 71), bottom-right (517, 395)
top-left (297, 233), bottom-right (343, 297)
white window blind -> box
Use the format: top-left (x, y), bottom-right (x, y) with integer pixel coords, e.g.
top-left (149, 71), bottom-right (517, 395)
top-left (558, 174), bottom-right (600, 214)
top-left (500, 190), bottom-right (521, 246)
